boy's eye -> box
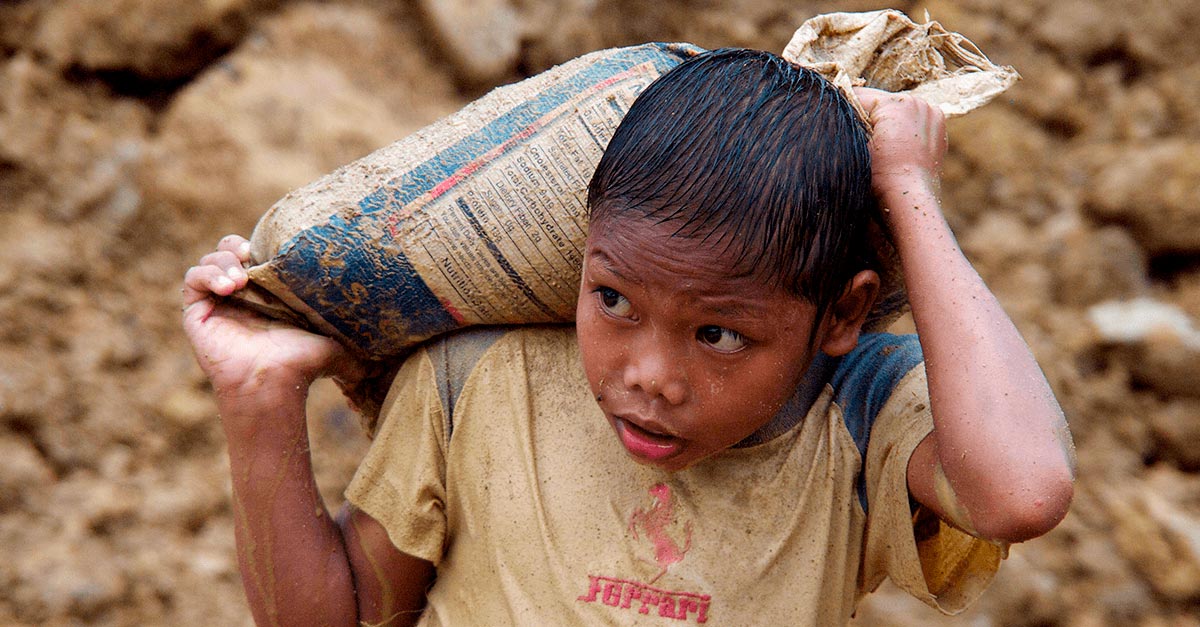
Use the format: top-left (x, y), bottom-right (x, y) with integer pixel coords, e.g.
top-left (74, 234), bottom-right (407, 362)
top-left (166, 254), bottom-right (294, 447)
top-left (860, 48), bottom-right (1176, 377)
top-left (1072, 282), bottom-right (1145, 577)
top-left (596, 287), bottom-right (633, 318)
top-left (697, 326), bottom-right (747, 353)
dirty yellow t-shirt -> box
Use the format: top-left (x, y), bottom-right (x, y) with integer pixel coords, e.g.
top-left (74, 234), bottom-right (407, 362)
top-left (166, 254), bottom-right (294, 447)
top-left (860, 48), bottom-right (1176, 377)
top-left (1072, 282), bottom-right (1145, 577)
top-left (345, 327), bottom-right (1005, 626)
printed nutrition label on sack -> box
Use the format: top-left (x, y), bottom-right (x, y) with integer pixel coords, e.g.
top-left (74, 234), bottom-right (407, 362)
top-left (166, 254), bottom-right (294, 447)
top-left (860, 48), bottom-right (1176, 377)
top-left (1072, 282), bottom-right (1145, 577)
top-left (402, 74), bottom-right (654, 325)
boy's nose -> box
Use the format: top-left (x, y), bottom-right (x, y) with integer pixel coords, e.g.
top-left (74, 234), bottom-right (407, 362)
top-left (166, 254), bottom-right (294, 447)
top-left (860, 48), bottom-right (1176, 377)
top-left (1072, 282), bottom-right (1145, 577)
top-left (622, 340), bottom-right (688, 406)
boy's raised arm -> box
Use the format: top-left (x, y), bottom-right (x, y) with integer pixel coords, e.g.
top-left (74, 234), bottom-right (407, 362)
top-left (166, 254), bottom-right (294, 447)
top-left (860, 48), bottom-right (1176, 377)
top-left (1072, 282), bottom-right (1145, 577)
top-left (855, 89), bottom-right (1076, 544)
top-left (182, 235), bottom-right (433, 626)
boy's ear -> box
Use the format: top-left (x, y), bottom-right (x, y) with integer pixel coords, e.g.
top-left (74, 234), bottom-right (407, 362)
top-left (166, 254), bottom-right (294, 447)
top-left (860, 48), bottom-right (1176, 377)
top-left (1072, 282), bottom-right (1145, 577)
top-left (819, 270), bottom-right (880, 357)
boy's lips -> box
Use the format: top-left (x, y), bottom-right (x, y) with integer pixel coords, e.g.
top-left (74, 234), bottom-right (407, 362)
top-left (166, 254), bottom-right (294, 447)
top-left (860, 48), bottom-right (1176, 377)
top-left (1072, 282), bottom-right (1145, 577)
top-left (613, 415), bottom-right (684, 463)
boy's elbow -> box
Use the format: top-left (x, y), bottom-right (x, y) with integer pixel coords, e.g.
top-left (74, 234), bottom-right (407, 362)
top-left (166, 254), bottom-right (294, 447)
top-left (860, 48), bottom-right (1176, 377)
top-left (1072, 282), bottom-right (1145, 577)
top-left (973, 470), bottom-right (1075, 544)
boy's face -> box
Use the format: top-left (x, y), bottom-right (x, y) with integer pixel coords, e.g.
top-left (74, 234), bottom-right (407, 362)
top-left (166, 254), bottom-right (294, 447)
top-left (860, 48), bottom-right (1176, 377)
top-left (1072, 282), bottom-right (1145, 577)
top-left (576, 216), bottom-right (827, 472)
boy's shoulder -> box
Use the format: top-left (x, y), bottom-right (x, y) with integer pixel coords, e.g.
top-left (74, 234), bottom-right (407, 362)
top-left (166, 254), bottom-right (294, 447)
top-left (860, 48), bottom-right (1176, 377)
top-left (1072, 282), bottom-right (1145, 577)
top-left (828, 332), bottom-right (925, 452)
top-left (418, 325), bottom-right (580, 422)
top-left (831, 332), bottom-right (924, 399)
top-left (421, 325), bottom-right (577, 375)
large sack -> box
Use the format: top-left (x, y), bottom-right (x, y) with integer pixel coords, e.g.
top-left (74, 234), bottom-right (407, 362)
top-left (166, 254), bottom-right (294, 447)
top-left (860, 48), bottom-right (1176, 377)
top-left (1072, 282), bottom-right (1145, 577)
top-left (239, 10), bottom-right (1017, 363)
top-left (241, 43), bottom-right (704, 358)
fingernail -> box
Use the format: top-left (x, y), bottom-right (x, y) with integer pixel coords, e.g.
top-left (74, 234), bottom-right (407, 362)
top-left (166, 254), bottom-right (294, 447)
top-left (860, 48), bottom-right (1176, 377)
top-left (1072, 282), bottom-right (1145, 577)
top-left (239, 241), bottom-right (251, 257)
top-left (227, 266), bottom-right (244, 280)
top-left (215, 276), bottom-right (234, 291)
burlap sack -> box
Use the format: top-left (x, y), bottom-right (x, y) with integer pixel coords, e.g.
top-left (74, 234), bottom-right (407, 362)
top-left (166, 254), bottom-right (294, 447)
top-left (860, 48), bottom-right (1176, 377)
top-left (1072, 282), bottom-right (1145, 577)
top-left (782, 10), bottom-right (1020, 120)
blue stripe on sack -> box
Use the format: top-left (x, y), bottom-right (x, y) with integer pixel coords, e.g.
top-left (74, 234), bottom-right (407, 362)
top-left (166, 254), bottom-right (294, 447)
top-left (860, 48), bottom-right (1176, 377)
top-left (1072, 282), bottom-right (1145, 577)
top-left (278, 220), bottom-right (459, 354)
top-left (353, 43), bottom-right (703, 214)
top-left (272, 43), bottom-right (703, 355)
top-left (829, 333), bottom-right (924, 512)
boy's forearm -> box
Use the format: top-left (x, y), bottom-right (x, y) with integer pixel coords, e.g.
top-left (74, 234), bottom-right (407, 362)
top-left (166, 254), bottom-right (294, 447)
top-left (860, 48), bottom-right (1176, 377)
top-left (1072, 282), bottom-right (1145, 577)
top-left (220, 391), bottom-right (359, 627)
top-left (883, 182), bottom-right (1075, 542)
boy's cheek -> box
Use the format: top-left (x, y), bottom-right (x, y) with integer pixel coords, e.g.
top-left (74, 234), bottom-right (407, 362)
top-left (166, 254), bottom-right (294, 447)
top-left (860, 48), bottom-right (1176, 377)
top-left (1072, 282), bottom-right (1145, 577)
top-left (574, 309), bottom-right (608, 393)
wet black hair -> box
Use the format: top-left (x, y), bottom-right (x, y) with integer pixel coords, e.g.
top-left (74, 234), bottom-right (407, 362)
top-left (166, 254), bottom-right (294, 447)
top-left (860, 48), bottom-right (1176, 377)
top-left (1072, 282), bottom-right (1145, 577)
top-left (587, 47), bottom-right (874, 330)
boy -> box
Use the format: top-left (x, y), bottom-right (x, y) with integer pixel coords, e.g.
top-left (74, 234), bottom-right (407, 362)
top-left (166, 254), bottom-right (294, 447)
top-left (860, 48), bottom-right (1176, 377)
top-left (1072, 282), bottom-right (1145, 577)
top-left (183, 49), bottom-right (1075, 626)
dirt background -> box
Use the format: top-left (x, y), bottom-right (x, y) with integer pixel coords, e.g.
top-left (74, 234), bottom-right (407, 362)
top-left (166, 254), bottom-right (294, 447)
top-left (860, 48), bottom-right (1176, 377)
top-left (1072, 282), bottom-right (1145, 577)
top-left (2, 0), bottom-right (1199, 625)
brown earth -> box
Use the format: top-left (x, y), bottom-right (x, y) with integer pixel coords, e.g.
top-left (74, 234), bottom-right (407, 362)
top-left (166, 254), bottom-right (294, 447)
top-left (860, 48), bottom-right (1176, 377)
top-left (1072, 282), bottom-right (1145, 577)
top-left (1, 0), bottom-right (1198, 625)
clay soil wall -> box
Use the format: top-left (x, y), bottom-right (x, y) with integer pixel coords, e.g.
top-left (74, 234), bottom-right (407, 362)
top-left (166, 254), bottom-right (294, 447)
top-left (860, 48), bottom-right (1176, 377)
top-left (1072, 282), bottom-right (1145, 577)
top-left (1, 1), bottom-right (1198, 625)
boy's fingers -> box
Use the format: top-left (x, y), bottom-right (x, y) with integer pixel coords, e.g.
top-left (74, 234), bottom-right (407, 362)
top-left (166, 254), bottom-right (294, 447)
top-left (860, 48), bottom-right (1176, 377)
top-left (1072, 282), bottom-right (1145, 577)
top-left (183, 264), bottom-right (242, 305)
top-left (852, 87), bottom-right (900, 114)
top-left (853, 88), bottom-right (938, 120)
top-left (180, 293), bottom-right (215, 323)
top-left (852, 88), bottom-right (876, 119)
top-left (216, 234), bottom-right (253, 265)
top-left (198, 251), bottom-right (248, 281)
top-left (852, 86), bottom-right (884, 105)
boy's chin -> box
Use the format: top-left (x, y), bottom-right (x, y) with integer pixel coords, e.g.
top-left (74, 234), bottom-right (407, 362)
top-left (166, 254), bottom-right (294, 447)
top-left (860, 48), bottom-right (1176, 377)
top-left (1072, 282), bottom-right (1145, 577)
top-left (624, 451), bottom-right (697, 473)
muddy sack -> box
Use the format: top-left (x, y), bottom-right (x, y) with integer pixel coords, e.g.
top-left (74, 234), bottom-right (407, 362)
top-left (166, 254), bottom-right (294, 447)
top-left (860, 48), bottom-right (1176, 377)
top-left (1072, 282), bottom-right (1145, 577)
top-left (241, 43), bottom-right (704, 358)
top-left (782, 9), bottom-right (1020, 120)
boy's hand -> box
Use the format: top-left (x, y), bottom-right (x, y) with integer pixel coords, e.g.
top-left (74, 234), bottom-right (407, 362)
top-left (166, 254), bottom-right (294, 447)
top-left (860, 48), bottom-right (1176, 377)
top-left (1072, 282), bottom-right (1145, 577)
top-left (185, 240), bottom-right (426, 625)
top-left (854, 87), bottom-right (948, 226)
top-left (182, 235), bottom-right (364, 413)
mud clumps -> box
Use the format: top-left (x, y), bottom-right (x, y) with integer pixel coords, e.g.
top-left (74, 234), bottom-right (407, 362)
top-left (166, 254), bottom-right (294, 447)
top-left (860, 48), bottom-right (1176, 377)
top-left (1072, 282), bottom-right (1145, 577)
top-left (1082, 141), bottom-right (1200, 254)
top-left (1, 1), bottom-right (1199, 625)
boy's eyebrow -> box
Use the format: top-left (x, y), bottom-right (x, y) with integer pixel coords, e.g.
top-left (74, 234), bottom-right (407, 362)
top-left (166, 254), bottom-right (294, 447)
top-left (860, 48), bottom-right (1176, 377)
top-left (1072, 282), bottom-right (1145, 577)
top-left (702, 299), bottom-right (769, 319)
top-left (590, 250), bottom-right (643, 286)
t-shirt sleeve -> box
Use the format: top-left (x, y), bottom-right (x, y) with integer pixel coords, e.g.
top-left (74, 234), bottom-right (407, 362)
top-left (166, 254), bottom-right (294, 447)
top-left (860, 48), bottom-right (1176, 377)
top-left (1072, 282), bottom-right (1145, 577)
top-left (344, 348), bottom-right (450, 566)
top-left (860, 363), bottom-right (1008, 614)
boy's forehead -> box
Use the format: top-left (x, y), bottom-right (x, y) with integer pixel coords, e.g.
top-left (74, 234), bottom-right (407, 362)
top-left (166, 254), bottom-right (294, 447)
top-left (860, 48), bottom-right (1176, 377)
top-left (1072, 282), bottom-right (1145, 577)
top-left (585, 217), bottom-right (798, 305)
top-left (588, 217), bottom-right (736, 273)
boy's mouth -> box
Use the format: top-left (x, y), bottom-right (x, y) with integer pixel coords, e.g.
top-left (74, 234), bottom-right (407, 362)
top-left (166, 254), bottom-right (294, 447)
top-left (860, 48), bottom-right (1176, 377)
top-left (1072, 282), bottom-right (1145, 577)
top-left (613, 415), bottom-right (684, 464)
